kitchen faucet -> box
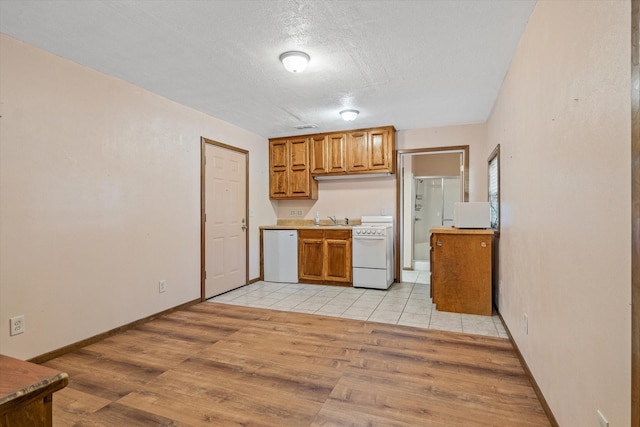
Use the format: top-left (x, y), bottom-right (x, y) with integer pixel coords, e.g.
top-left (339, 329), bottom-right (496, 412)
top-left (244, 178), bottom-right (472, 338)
top-left (328, 216), bottom-right (338, 225)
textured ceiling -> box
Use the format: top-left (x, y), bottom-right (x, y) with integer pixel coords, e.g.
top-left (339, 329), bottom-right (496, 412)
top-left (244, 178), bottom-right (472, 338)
top-left (0, 0), bottom-right (535, 138)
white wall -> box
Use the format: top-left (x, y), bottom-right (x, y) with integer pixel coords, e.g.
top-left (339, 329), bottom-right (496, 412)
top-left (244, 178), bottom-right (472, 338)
top-left (487, 1), bottom-right (631, 425)
top-left (0, 34), bottom-right (275, 360)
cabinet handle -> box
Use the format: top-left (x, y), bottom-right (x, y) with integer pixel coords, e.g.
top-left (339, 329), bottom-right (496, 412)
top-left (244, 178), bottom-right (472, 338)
top-left (436, 240), bottom-right (442, 247)
top-left (481, 242), bottom-right (487, 248)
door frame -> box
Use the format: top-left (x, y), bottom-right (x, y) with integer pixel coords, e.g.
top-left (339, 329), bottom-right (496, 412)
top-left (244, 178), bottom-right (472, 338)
top-left (631, 0), bottom-right (639, 423)
top-left (200, 137), bottom-right (249, 302)
top-left (394, 146), bottom-right (469, 280)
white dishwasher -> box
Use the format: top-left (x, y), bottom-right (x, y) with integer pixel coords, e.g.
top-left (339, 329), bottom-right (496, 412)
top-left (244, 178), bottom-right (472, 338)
top-left (263, 230), bottom-right (298, 283)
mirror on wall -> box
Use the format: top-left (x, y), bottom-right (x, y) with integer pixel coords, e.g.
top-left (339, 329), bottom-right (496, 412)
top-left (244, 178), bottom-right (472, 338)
top-left (396, 146), bottom-right (469, 282)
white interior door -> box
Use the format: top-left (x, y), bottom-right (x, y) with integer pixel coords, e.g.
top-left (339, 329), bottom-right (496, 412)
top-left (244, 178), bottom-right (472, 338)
top-left (203, 141), bottom-right (247, 299)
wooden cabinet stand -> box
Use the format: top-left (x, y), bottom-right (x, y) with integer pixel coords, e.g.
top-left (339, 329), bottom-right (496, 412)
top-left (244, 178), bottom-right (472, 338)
top-left (298, 229), bottom-right (352, 285)
top-left (430, 228), bottom-right (494, 315)
top-left (0, 355), bottom-right (68, 427)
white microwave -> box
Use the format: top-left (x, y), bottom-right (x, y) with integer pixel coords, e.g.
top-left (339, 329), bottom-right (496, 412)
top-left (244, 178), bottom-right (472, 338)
top-left (453, 202), bottom-right (491, 229)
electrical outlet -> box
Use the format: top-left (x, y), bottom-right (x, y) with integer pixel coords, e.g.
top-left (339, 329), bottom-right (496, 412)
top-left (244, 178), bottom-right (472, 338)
top-left (296, 209), bottom-right (303, 217)
top-left (159, 280), bottom-right (167, 293)
top-left (523, 314), bottom-right (528, 335)
top-left (10, 315), bottom-right (25, 336)
top-left (289, 209), bottom-right (296, 217)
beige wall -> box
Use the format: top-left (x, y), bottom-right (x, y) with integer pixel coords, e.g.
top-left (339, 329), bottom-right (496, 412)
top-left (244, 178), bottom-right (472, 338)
top-left (412, 152), bottom-right (461, 177)
top-left (0, 34), bottom-right (275, 359)
top-left (487, 1), bottom-right (631, 425)
top-left (276, 176), bottom-right (396, 222)
top-left (397, 124), bottom-right (488, 202)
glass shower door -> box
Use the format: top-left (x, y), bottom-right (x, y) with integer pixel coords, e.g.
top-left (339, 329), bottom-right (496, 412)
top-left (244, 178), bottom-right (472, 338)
top-left (412, 176), bottom-right (461, 268)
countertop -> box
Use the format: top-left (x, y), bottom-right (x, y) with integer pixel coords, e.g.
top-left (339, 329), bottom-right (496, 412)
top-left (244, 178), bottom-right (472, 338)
top-left (260, 219), bottom-right (360, 231)
top-left (430, 226), bottom-right (495, 235)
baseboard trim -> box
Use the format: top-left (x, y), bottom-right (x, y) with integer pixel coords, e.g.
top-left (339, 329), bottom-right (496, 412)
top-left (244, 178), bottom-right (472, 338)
top-left (248, 277), bottom-right (261, 284)
top-left (28, 298), bottom-right (201, 364)
top-left (497, 312), bottom-right (559, 427)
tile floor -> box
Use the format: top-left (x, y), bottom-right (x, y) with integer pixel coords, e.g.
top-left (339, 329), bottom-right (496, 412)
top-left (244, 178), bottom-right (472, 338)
top-left (208, 270), bottom-right (508, 339)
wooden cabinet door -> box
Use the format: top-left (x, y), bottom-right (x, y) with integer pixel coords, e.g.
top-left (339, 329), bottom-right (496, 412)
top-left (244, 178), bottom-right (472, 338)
top-left (269, 139), bottom-right (288, 198)
top-left (288, 137), bottom-right (310, 197)
top-left (311, 133), bottom-right (348, 175)
top-left (368, 128), bottom-right (391, 171)
top-left (324, 230), bottom-right (352, 283)
top-left (289, 137), bottom-right (308, 170)
top-left (432, 233), bottom-right (492, 315)
top-left (327, 133), bottom-right (348, 173)
top-left (347, 130), bottom-right (369, 172)
top-left (309, 135), bottom-right (328, 174)
top-left (298, 230), bottom-right (324, 281)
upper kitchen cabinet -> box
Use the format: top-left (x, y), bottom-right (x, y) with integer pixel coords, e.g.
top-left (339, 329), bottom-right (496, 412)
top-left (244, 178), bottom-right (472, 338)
top-left (320, 126), bottom-right (396, 175)
top-left (366, 126), bottom-right (395, 172)
top-left (269, 137), bottom-right (318, 200)
top-left (310, 133), bottom-right (348, 174)
top-left (270, 126), bottom-right (395, 197)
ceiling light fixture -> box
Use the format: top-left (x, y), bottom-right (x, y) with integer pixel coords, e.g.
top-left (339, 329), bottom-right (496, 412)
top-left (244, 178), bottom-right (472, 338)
top-left (340, 109), bottom-right (359, 121)
top-left (279, 51), bottom-right (310, 73)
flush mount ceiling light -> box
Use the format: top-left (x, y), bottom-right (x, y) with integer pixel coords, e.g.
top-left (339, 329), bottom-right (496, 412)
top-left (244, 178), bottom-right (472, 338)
top-left (340, 109), bottom-right (359, 121)
top-left (279, 51), bottom-right (310, 73)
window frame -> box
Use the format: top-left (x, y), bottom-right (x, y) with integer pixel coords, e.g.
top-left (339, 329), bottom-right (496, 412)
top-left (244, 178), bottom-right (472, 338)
top-left (488, 144), bottom-right (500, 236)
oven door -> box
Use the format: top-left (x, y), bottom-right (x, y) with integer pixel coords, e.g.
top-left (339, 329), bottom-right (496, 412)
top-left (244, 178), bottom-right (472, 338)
top-left (352, 235), bottom-right (387, 269)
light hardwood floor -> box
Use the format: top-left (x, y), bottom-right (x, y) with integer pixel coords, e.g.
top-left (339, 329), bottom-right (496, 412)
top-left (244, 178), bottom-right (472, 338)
top-left (44, 303), bottom-right (550, 426)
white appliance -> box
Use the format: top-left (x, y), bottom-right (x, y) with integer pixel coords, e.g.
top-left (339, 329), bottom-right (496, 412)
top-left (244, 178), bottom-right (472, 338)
top-left (453, 202), bottom-right (491, 229)
top-left (352, 216), bottom-right (394, 289)
top-left (263, 230), bottom-right (298, 283)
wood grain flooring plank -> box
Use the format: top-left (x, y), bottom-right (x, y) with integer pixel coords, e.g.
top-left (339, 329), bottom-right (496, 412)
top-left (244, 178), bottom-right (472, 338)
top-left (45, 348), bottom-right (160, 401)
top-left (117, 367), bottom-right (325, 426)
top-left (88, 401), bottom-right (181, 426)
top-left (44, 303), bottom-right (550, 426)
top-left (321, 374), bottom-right (549, 426)
top-left (50, 386), bottom-right (112, 426)
top-left (176, 355), bottom-right (338, 402)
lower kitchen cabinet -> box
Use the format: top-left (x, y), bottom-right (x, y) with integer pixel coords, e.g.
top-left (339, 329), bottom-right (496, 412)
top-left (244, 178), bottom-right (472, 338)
top-left (298, 229), bottom-right (352, 285)
top-left (430, 228), bottom-right (494, 315)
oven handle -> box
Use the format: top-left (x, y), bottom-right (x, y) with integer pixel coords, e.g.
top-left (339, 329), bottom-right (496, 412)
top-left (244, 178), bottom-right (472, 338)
top-left (353, 235), bottom-right (386, 240)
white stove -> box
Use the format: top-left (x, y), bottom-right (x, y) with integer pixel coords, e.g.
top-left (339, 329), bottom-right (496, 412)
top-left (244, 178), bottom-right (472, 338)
top-left (353, 225), bottom-right (392, 237)
top-left (352, 216), bottom-right (394, 289)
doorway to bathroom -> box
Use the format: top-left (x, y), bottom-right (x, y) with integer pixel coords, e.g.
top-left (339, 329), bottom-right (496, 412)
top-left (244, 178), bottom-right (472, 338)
top-left (412, 176), bottom-right (461, 270)
top-left (396, 146), bottom-right (469, 282)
